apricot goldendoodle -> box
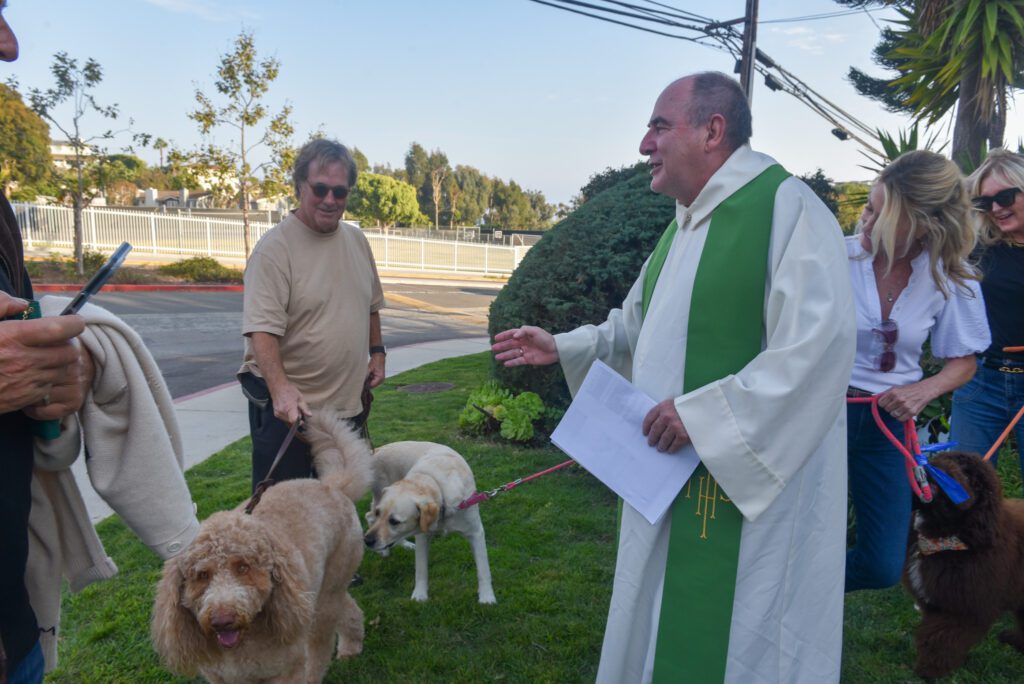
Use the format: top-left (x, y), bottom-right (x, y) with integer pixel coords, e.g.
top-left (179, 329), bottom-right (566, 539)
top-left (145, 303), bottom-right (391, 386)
top-left (151, 411), bottom-right (371, 683)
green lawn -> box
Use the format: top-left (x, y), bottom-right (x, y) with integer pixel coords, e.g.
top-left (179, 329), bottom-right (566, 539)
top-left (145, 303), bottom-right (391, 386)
top-left (46, 353), bottom-right (1024, 682)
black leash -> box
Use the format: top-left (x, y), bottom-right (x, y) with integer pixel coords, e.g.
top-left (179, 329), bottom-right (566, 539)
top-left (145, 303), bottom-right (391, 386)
top-left (245, 418), bottom-right (303, 515)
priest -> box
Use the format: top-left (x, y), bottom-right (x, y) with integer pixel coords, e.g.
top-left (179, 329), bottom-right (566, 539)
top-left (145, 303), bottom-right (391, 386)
top-left (493, 72), bottom-right (855, 683)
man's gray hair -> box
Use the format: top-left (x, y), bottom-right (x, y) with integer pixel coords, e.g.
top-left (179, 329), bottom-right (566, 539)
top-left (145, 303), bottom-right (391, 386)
top-left (292, 138), bottom-right (358, 198)
top-left (686, 72), bottom-right (752, 152)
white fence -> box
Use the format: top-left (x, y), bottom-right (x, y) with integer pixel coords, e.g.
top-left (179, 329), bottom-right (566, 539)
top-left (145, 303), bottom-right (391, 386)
top-left (13, 203), bottom-right (530, 277)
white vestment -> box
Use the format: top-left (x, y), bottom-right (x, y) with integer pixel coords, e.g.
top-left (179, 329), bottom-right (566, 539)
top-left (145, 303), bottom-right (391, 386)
top-left (556, 145), bottom-right (855, 683)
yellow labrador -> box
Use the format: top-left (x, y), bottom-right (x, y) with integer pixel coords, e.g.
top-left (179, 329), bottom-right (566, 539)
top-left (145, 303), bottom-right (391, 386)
top-left (364, 441), bottom-right (496, 604)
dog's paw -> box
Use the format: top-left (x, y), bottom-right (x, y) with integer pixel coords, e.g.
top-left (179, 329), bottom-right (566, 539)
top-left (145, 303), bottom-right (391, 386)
top-left (478, 586), bottom-right (496, 604)
top-left (411, 587), bottom-right (428, 602)
top-left (398, 540), bottom-right (416, 551)
top-left (998, 628), bottom-right (1024, 651)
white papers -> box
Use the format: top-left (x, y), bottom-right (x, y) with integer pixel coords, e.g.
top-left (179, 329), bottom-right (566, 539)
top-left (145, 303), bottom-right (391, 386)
top-left (550, 360), bottom-right (700, 524)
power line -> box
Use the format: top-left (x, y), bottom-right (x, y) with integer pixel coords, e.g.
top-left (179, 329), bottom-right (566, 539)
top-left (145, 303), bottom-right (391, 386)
top-left (523, 0), bottom-right (886, 159)
top-left (759, 8), bottom-right (883, 24)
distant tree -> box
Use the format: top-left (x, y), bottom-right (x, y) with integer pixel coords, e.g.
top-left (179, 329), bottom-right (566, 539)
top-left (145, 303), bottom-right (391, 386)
top-left (190, 30), bottom-right (294, 258)
top-left (106, 179), bottom-right (138, 206)
top-left (347, 172), bottom-right (426, 228)
top-left (527, 189), bottom-right (555, 228)
top-left (351, 146), bottom-right (369, 174)
top-left (0, 82), bottom-right (52, 196)
top-left (153, 137), bottom-right (168, 167)
top-left (371, 162), bottom-right (407, 183)
top-left (837, 181), bottom-right (871, 234)
top-left (797, 169), bottom-right (840, 217)
top-left (404, 142), bottom-right (430, 215)
top-left (486, 179), bottom-right (538, 229)
top-left (427, 149), bottom-right (449, 228)
top-left (27, 53), bottom-right (145, 273)
top-left (446, 165), bottom-right (491, 227)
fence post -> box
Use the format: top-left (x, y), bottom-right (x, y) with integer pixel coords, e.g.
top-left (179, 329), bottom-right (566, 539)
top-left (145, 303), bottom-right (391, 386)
top-left (454, 240), bottom-right (459, 273)
top-left (206, 217), bottom-right (213, 256)
top-left (89, 208), bottom-right (97, 249)
top-left (420, 238), bottom-right (425, 272)
top-left (150, 213), bottom-right (158, 254)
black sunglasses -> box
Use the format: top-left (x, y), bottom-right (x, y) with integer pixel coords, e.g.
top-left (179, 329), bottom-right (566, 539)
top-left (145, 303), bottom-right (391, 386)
top-left (971, 186), bottom-right (1021, 212)
top-left (307, 182), bottom-right (350, 200)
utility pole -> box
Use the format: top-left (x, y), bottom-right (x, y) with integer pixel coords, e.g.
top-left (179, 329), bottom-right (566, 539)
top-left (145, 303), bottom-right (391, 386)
top-left (738, 0), bottom-right (759, 106)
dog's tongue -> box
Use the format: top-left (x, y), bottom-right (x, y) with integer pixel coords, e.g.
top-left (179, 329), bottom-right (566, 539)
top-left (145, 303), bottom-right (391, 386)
top-left (216, 630), bottom-right (241, 648)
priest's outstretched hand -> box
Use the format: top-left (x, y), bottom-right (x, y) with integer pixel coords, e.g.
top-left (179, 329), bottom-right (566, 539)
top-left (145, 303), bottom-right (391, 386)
top-left (492, 326), bottom-right (558, 367)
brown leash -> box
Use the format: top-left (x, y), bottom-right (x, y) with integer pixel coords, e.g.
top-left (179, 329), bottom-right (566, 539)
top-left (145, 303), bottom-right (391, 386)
top-left (245, 418), bottom-right (303, 515)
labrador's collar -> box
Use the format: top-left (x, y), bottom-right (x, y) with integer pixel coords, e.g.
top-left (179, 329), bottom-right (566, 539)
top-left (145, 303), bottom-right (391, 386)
top-left (917, 534), bottom-right (969, 555)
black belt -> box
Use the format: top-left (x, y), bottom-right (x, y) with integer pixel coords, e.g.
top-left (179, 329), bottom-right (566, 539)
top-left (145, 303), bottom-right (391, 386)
top-left (847, 386), bottom-right (874, 398)
top-left (979, 356), bottom-right (1024, 373)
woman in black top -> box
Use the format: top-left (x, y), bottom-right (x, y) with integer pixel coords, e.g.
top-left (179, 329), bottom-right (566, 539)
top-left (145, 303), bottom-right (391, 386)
top-left (950, 149), bottom-right (1024, 473)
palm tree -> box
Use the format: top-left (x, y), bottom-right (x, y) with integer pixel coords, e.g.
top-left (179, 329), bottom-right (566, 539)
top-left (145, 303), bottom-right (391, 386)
top-left (838, 0), bottom-right (1024, 170)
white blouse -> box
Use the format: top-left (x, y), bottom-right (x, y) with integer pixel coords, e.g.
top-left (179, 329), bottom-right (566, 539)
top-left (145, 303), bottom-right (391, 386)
top-left (847, 236), bottom-right (990, 394)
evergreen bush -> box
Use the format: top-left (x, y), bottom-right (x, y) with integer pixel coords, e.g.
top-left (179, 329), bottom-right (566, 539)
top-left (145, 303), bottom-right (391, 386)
top-left (487, 165), bottom-right (674, 408)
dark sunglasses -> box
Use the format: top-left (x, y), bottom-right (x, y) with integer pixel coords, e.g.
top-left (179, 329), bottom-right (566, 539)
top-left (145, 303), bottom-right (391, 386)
top-left (971, 186), bottom-right (1021, 212)
top-left (872, 319), bottom-right (899, 373)
top-left (308, 182), bottom-right (350, 200)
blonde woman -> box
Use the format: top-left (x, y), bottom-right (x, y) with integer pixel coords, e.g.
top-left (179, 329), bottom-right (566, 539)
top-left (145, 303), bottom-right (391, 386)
top-left (845, 150), bottom-right (990, 591)
top-left (950, 149), bottom-right (1024, 474)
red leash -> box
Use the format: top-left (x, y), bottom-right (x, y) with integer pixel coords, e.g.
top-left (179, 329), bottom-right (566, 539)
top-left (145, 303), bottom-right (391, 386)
top-left (848, 395), bottom-right (934, 503)
top-left (457, 459), bottom-right (576, 509)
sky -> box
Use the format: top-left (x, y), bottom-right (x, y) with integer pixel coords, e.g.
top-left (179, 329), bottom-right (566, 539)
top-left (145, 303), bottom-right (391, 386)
top-left (6, 1), bottom-right (1023, 206)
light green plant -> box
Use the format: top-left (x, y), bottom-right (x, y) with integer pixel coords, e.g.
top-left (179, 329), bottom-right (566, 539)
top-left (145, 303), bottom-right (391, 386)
top-left (459, 382), bottom-right (546, 443)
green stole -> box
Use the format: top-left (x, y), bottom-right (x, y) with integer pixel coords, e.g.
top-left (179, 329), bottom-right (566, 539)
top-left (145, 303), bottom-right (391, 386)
top-left (641, 164), bottom-right (789, 682)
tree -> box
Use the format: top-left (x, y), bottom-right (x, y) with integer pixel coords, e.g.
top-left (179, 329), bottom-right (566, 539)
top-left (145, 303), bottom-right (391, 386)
top-left (347, 172), bottom-right (425, 228)
top-left (190, 30), bottom-right (294, 258)
top-left (153, 137), bottom-right (168, 167)
top-left (351, 146), bottom-right (369, 174)
top-left (838, 0), bottom-right (1024, 170)
top-left (797, 169), bottom-right (840, 217)
top-left (427, 149), bottom-right (449, 228)
top-left (486, 179), bottom-right (540, 229)
top-left (27, 53), bottom-right (139, 273)
top-left (445, 165), bottom-right (491, 227)
top-left (0, 82), bottom-right (52, 197)
top-left (404, 142), bottom-right (430, 215)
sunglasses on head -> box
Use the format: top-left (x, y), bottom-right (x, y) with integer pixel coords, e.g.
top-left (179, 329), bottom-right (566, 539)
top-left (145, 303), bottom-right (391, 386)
top-left (872, 319), bottom-right (899, 373)
top-left (971, 186), bottom-right (1021, 212)
top-left (307, 182), bottom-right (350, 200)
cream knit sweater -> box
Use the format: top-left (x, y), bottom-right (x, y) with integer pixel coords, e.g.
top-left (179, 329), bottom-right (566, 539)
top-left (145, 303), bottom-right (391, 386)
top-left (27, 296), bottom-right (199, 670)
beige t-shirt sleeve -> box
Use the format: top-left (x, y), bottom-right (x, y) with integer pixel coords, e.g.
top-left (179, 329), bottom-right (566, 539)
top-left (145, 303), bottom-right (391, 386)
top-left (242, 246), bottom-right (290, 337)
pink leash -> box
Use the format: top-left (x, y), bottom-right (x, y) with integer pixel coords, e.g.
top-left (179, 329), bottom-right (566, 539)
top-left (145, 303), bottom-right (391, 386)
top-left (848, 395), bottom-right (934, 503)
top-left (457, 459), bottom-right (576, 509)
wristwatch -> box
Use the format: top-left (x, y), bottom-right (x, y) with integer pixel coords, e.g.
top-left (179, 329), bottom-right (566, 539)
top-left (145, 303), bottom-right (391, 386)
top-left (370, 345), bottom-right (387, 356)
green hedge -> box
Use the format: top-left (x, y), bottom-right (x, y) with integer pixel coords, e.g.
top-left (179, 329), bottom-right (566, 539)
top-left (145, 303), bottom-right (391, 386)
top-left (487, 166), bottom-right (674, 408)
top-left (157, 256), bottom-right (243, 283)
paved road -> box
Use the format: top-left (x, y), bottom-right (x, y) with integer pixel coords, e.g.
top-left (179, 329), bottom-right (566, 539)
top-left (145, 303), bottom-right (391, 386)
top-left (83, 283), bottom-right (496, 398)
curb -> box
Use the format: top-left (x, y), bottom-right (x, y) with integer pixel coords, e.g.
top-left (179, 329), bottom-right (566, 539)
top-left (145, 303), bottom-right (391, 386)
top-left (32, 283), bottom-right (244, 292)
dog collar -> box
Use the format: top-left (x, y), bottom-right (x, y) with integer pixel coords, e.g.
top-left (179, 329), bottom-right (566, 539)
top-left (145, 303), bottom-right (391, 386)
top-left (917, 534), bottom-right (969, 555)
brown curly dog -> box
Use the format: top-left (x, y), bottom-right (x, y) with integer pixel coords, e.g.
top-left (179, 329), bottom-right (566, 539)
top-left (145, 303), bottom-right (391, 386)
top-left (151, 411), bottom-right (372, 683)
top-left (903, 450), bottom-right (1024, 679)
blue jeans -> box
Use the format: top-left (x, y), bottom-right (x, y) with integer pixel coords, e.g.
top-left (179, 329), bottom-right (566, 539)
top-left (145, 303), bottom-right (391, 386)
top-left (7, 641), bottom-right (43, 684)
top-left (846, 402), bottom-right (913, 592)
top-left (950, 359), bottom-right (1024, 476)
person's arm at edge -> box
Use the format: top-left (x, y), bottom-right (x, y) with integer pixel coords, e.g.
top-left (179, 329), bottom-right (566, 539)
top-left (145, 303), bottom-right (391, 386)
top-left (250, 330), bottom-right (309, 424)
top-left (877, 355), bottom-right (976, 419)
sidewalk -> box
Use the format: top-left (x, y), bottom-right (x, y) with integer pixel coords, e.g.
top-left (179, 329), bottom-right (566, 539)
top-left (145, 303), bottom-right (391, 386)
top-left (73, 336), bottom-right (491, 523)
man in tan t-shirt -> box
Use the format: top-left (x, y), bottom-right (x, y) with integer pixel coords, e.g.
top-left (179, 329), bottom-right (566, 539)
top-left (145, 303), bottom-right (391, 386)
top-left (239, 138), bottom-right (385, 488)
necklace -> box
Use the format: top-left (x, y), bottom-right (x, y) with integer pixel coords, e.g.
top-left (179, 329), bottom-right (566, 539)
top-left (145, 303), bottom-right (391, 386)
top-left (886, 291), bottom-right (895, 303)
